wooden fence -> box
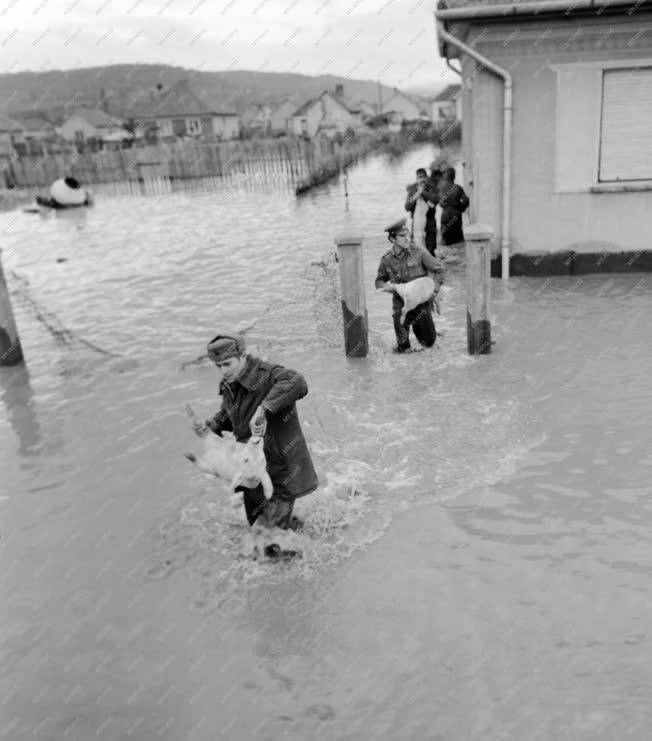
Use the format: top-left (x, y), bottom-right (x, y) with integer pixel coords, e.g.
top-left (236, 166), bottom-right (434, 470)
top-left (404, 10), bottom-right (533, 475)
top-left (2, 134), bottom-right (387, 191)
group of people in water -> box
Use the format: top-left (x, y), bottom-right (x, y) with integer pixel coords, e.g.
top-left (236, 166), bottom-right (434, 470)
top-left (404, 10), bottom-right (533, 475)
top-left (405, 164), bottom-right (470, 256)
top-left (191, 165), bottom-right (470, 556)
top-left (375, 163), bottom-right (470, 353)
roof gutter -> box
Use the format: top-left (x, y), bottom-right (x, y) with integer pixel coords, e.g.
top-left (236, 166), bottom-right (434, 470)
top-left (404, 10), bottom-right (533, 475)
top-left (435, 16), bottom-right (512, 280)
top-left (434, 0), bottom-right (648, 22)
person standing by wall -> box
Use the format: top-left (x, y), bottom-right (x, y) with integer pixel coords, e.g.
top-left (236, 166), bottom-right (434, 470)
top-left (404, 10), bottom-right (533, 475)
top-left (438, 166), bottom-right (470, 247)
top-left (405, 168), bottom-right (439, 255)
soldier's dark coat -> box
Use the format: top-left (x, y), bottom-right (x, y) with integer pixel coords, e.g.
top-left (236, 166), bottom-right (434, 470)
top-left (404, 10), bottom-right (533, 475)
top-left (209, 355), bottom-right (318, 502)
top-left (438, 182), bottom-right (470, 246)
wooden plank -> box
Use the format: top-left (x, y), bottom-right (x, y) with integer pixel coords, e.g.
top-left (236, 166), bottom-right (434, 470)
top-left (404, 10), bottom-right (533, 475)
top-left (465, 224), bottom-right (493, 355)
top-left (334, 233), bottom-right (368, 358)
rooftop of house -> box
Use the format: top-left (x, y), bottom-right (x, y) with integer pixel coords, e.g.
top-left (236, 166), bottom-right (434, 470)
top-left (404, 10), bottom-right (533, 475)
top-left (292, 90), bottom-right (361, 117)
top-left (383, 90), bottom-right (430, 116)
top-left (384, 88), bottom-right (422, 105)
top-left (436, 0), bottom-right (651, 15)
top-left (333, 94), bottom-right (361, 114)
top-left (12, 113), bottom-right (57, 131)
top-left (438, 0), bottom-right (552, 8)
top-left (433, 84), bottom-right (461, 102)
top-left (66, 107), bottom-right (123, 127)
top-left (291, 95), bottom-right (318, 117)
top-left (131, 80), bottom-right (237, 119)
top-left (0, 114), bottom-right (24, 133)
top-left (272, 98), bottom-right (299, 111)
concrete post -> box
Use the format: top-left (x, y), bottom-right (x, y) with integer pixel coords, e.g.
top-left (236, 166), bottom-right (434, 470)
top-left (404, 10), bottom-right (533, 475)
top-left (0, 250), bottom-right (24, 366)
top-left (465, 224), bottom-right (493, 355)
top-left (334, 233), bottom-right (368, 358)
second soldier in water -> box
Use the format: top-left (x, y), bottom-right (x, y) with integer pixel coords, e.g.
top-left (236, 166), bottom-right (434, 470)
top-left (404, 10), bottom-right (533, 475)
top-left (375, 218), bottom-right (446, 353)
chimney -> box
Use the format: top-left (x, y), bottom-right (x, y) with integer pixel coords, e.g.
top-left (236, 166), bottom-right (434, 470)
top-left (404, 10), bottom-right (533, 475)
top-left (335, 84), bottom-right (343, 98)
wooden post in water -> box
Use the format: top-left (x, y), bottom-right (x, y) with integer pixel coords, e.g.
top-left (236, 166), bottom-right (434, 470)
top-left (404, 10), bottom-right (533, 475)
top-left (465, 224), bottom-right (493, 355)
top-left (334, 233), bottom-right (368, 358)
top-left (0, 250), bottom-right (24, 366)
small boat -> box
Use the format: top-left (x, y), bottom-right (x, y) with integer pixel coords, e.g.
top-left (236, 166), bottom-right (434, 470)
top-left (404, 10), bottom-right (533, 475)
top-left (34, 177), bottom-right (93, 209)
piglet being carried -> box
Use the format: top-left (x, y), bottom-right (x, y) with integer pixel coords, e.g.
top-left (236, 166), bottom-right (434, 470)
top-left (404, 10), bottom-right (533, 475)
top-left (183, 404), bottom-right (273, 498)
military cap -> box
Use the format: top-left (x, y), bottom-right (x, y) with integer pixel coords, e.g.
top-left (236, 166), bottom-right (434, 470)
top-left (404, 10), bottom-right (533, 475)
top-left (384, 217), bottom-right (408, 235)
top-left (206, 331), bottom-right (246, 362)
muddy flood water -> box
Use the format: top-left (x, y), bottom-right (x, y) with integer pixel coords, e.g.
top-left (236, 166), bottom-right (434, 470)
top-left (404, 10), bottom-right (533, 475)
top-left (1, 145), bottom-right (652, 740)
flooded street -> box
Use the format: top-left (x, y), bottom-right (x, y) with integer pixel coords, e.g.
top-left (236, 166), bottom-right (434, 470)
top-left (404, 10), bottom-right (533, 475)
top-left (1, 145), bottom-right (652, 740)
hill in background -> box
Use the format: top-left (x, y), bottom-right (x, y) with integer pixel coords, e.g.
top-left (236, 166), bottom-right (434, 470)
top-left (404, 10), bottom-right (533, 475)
top-left (0, 64), bottom-right (444, 121)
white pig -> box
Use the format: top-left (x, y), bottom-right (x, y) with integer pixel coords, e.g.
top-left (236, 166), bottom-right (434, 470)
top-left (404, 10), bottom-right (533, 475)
top-left (393, 275), bottom-right (436, 323)
top-left (183, 405), bottom-right (273, 498)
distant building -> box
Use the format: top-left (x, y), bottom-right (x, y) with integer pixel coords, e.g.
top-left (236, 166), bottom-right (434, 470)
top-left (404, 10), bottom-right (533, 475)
top-left (269, 99), bottom-right (298, 134)
top-left (241, 103), bottom-right (273, 134)
top-left (12, 113), bottom-right (60, 155)
top-left (382, 89), bottom-right (426, 122)
top-left (435, 0), bottom-right (652, 269)
top-left (291, 88), bottom-right (363, 138)
top-left (331, 84), bottom-right (364, 120)
top-left (59, 108), bottom-right (125, 144)
top-left (131, 80), bottom-right (240, 142)
top-left (431, 84), bottom-right (462, 121)
top-left (13, 114), bottom-right (57, 141)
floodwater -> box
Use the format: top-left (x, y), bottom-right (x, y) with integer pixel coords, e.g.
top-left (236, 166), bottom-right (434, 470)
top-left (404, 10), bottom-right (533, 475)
top-left (1, 145), bottom-right (652, 740)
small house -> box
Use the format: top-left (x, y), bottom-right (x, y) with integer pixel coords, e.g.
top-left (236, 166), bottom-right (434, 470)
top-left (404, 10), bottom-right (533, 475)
top-left (290, 89), bottom-right (362, 138)
top-left (382, 89), bottom-right (426, 122)
top-left (59, 108), bottom-right (125, 144)
top-left (431, 84), bottom-right (462, 121)
top-left (13, 113), bottom-right (61, 155)
top-left (131, 80), bottom-right (239, 142)
top-left (270, 99), bottom-right (299, 134)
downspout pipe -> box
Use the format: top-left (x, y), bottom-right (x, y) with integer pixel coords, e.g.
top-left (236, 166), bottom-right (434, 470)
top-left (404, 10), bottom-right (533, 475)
top-left (435, 17), bottom-right (512, 280)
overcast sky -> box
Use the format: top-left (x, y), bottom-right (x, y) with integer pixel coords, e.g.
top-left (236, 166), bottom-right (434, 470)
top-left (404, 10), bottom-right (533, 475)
top-left (0, 0), bottom-right (456, 91)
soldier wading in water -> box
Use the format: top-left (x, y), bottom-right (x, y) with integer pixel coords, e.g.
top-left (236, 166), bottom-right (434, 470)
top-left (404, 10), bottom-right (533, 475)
top-left (375, 218), bottom-right (446, 353)
top-left (200, 332), bottom-right (319, 558)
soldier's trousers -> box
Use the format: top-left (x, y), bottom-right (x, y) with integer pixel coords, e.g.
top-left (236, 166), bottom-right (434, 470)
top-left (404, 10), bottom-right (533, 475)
top-left (393, 302), bottom-right (437, 351)
top-left (237, 484), bottom-right (295, 528)
top-left (425, 229), bottom-right (437, 256)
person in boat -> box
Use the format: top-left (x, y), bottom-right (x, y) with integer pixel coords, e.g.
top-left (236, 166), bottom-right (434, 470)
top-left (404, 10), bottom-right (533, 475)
top-left (200, 332), bottom-right (319, 536)
top-left (375, 218), bottom-right (446, 353)
top-left (405, 168), bottom-right (439, 256)
top-left (438, 166), bottom-right (470, 247)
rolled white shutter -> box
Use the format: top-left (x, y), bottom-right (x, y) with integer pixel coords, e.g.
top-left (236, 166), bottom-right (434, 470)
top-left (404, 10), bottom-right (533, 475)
top-left (599, 67), bottom-right (652, 182)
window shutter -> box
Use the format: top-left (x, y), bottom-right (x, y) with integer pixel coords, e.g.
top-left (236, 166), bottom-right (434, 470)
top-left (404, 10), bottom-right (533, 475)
top-left (599, 67), bottom-right (652, 182)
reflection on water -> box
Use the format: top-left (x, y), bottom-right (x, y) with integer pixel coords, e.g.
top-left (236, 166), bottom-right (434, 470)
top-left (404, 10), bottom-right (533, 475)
top-left (2, 146), bottom-right (652, 740)
top-left (0, 365), bottom-right (41, 456)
